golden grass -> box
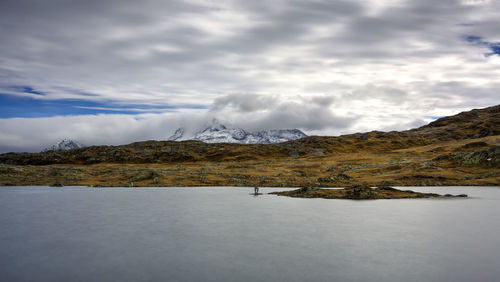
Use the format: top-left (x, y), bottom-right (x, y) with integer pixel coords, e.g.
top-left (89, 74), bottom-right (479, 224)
top-left (0, 135), bottom-right (498, 187)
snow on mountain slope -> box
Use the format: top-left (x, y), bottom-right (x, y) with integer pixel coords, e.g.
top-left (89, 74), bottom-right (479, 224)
top-left (168, 119), bottom-right (307, 144)
top-left (42, 139), bottom-right (85, 152)
top-left (167, 128), bottom-right (185, 141)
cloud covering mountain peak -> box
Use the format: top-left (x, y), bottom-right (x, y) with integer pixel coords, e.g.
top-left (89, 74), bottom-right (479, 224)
top-left (168, 119), bottom-right (307, 144)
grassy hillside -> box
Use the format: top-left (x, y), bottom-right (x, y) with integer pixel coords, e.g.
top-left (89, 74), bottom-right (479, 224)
top-left (0, 105), bottom-right (499, 187)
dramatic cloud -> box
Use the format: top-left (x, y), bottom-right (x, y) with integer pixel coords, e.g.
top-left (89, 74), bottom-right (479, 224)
top-left (210, 93), bottom-right (356, 131)
top-left (211, 93), bottom-right (279, 113)
top-left (0, 0), bottom-right (499, 152)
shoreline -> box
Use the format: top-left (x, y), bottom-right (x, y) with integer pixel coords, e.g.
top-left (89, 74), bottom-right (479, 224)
top-left (1, 185), bottom-right (498, 188)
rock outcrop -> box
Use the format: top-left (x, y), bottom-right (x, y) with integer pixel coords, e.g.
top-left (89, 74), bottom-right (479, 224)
top-left (270, 185), bottom-right (468, 200)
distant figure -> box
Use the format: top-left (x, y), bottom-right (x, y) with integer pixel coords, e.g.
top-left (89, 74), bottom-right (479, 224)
top-left (254, 186), bottom-right (259, 194)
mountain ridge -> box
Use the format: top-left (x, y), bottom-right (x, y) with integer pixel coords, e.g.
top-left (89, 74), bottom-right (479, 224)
top-left (1, 104), bottom-right (498, 165)
top-left (42, 138), bottom-right (85, 152)
top-left (168, 119), bottom-right (308, 144)
top-left (0, 105), bottom-right (498, 187)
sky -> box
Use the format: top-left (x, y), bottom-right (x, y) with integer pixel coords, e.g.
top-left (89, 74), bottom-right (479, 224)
top-left (0, 0), bottom-right (499, 153)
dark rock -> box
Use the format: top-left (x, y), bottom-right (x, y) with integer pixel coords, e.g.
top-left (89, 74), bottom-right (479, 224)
top-left (460, 142), bottom-right (489, 149)
top-left (300, 186), bottom-right (319, 193)
top-left (376, 186), bottom-right (399, 192)
top-left (317, 176), bottom-right (334, 182)
top-left (344, 185), bottom-right (379, 199)
top-left (271, 185), bottom-right (468, 200)
top-left (335, 173), bottom-right (352, 180)
top-left (130, 170), bottom-right (159, 182)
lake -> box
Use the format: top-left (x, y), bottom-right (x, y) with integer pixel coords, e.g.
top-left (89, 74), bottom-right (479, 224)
top-left (0, 186), bottom-right (499, 282)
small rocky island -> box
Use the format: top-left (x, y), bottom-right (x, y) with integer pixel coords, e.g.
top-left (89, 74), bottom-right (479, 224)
top-left (269, 185), bottom-right (468, 200)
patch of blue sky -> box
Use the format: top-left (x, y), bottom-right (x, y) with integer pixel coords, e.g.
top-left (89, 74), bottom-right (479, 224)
top-left (465, 35), bottom-right (483, 43)
top-left (424, 116), bottom-right (444, 120)
top-left (0, 91), bottom-right (208, 118)
top-left (5, 85), bottom-right (45, 96)
top-left (464, 35), bottom-right (500, 57)
top-left (485, 43), bottom-right (500, 57)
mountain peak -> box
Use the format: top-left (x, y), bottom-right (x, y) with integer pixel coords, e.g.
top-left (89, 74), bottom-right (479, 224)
top-left (168, 121), bottom-right (307, 144)
top-left (167, 128), bottom-right (185, 141)
top-left (201, 119), bottom-right (227, 132)
top-left (42, 139), bottom-right (85, 152)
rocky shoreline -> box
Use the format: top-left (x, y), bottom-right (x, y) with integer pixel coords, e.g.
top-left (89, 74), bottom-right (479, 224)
top-left (269, 185), bottom-right (468, 200)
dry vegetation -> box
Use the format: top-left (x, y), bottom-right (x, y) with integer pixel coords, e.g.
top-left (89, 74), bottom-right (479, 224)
top-left (0, 105), bottom-right (499, 187)
top-left (269, 185), bottom-right (468, 199)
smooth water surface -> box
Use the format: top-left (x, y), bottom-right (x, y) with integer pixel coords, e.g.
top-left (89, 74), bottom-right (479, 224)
top-left (1, 186), bottom-right (499, 282)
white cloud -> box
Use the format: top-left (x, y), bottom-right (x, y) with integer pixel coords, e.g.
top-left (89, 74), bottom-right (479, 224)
top-left (0, 0), bottom-right (499, 152)
top-left (0, 111), bottom-right (204, 153)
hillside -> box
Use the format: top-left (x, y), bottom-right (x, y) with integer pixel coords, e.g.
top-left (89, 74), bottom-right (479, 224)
top-left (0, 105), bottom-right (499, 187)
top-left (408, 104), bottom-right (500, 141)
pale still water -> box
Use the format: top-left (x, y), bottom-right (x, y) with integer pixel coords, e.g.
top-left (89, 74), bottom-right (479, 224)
top-left (0, 186), bottom-right (499, 282)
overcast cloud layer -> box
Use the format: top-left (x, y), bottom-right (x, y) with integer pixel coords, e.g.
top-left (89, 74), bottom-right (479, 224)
top-left (1, 0), bottom-right (499, 152)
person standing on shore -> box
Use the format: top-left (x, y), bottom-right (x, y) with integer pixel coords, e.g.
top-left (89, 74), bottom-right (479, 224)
top-left (254, 186), bottom-right (259, 194)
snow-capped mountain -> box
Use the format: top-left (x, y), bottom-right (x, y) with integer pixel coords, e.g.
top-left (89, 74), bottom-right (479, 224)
top-left (168, 119), bottom-right (307, 144)
top-left (42, 139), bottom-right (85, 152)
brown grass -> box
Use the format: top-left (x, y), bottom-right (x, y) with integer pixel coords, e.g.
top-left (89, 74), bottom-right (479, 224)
top-left (0, 135), bottom-right (498, 187)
